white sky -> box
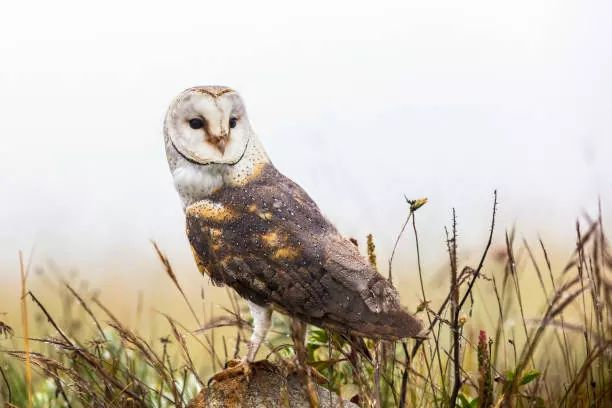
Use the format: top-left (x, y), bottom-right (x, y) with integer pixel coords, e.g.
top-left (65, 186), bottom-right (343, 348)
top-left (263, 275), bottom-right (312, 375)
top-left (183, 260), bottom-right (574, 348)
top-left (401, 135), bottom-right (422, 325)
top-left (0, 0), bottom-right (611, 282)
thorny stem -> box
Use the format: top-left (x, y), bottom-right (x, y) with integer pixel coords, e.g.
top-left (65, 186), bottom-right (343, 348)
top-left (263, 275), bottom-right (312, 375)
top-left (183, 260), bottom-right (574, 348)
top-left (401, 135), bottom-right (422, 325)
top-left (449, 209), bottom-right (462, 408)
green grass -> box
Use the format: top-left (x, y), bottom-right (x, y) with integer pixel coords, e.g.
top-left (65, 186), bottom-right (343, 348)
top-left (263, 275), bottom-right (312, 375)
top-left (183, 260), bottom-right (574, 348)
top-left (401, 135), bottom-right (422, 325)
top-left (1, 195), bottom-right (611, 407)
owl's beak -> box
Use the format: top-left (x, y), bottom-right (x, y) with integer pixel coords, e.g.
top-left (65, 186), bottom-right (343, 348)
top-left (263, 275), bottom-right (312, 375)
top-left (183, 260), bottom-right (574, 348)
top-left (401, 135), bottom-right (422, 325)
top-left (207, 132), bottom-right (229, 155)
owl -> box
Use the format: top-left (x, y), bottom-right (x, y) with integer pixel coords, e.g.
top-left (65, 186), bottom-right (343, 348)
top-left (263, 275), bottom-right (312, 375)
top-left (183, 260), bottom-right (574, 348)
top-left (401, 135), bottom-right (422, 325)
top-left (164, 86), bottom-right (422, 380)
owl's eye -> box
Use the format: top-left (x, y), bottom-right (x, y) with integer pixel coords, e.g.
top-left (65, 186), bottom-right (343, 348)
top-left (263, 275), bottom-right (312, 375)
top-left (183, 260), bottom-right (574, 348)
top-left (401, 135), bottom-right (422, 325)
top-left (229, 117), bottom-right (237, 129)
top-left (189, 118), bottom-right (204, 129)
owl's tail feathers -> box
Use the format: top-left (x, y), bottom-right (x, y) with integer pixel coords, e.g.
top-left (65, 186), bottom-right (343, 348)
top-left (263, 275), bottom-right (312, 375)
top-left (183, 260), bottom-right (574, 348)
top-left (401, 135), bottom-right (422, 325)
top-left (379, 309), bottom-right (426, 340)
top-left (349, 308), bottom-right (425, 341)
top-left (352, 276), bottom-right (426, 340)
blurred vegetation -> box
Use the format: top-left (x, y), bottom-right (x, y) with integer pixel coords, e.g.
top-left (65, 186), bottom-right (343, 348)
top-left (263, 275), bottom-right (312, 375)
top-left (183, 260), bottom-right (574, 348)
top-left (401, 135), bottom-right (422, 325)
top-left (1, 195), bottom-right (611, 407)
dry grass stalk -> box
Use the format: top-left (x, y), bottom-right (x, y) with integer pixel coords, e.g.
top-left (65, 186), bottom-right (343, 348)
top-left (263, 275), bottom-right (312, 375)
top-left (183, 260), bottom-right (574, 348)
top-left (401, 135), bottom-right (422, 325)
top-left (152, 241), bottom-right (201, 327)
top-left (19, 251), bottom-right (32, 408)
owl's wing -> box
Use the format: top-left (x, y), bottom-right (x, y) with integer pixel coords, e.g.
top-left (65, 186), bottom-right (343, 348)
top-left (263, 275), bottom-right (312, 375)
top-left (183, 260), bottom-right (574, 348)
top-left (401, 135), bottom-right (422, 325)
top-left (186, 165), bottom-right (422, 340)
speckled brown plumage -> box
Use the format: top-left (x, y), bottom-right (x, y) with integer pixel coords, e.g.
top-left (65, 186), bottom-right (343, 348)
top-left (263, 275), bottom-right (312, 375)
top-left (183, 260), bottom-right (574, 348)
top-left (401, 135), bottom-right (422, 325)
top-left (186, 164), bottom-right (422, 340)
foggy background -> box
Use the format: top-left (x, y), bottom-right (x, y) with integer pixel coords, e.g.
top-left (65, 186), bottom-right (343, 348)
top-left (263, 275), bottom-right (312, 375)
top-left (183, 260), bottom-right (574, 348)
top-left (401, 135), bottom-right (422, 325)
top-left (1, 0), bottom-right (611, 285)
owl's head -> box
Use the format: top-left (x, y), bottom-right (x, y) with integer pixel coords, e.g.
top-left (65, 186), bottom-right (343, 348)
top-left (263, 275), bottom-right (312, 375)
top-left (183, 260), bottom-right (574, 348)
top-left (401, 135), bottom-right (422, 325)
top-left (164, 86), bottom-right (251, 165)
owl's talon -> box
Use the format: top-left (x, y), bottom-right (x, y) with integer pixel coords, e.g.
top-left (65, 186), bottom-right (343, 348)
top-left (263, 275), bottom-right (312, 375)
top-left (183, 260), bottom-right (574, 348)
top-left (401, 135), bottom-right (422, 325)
top-left (208, 359), bottom-right (251, 385)
top-left (225, 358), bottom-right (243, 368)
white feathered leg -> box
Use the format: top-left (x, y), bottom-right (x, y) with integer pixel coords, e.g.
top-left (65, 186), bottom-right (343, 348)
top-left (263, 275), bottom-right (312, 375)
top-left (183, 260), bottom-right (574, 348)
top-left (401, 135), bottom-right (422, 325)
top-left (209, 301), bottom-right (272, 384)
top-left (246, 301), bottom-right (272, 362)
